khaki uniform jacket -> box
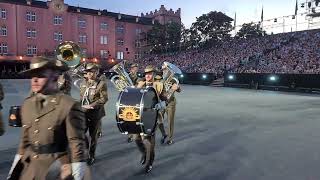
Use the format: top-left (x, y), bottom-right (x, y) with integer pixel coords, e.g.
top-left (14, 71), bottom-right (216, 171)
top-left (137, 79), bottom-right (167, 101)
top-left (18, 93), bottom-right (88, 179)
top-left (80, 77), bottom-right (108, 120)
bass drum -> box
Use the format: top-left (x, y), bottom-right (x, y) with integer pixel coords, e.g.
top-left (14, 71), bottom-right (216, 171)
top-left (116, 87), bottom-right (159, 136)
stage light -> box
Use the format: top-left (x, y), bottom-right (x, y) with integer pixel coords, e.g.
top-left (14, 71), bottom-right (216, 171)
top-left (202, 74), bottom-right (207, 79)
top-left (111, 59), bottom-right (115, 63)
top-left (228, 74), bottom-right (234, 80)
top-left (269, 75), bottom-right (277, 81)
top-left (19, 56), bottom-right (23, 60)
top-left (180, 74), bottom-right (184, 78)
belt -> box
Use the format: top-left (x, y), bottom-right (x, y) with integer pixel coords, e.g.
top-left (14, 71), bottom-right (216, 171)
top-left (31, 144), bottom-right (67, 154)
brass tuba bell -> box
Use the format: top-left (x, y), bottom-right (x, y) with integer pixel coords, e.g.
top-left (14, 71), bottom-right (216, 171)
top-left (110, 62), bottom-right (134, 91)
top-left (55, 41), bottom-right (85, 89)
top-left (162, 62), bottom-right (182, 99)
top-left (56, 41), bottom-right (82, 68)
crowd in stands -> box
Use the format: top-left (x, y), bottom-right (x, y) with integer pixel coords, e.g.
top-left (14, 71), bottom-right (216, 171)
top-left (134, 29), bottom-right (320, 75)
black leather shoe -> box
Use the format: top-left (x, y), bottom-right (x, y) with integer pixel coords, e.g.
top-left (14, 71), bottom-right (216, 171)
top-left (145, 164), bottom-right (153, 173)
top-left (161, 135), bottom-right (167, 144)
top-left (140, 155), bottom-right (146, 165)
top-left (166, 140), bottom-right (174, 145)
top-left (87, 157), bottom-right (95, 165)
top-left (127, 137), bottom-right (133, 143)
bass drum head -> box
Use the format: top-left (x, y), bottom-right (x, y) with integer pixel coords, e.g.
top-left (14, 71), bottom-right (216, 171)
top-left (141, 87), bottom-right (159, 135)
top-left (116, 88), bottom-right (143, 134)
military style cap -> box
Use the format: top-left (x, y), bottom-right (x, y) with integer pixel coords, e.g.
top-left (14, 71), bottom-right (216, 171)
top-left (84, 63), bottom-right (99, 72)
top-left (144, 65), bottom-right (156, 73)
top-left (20, 56), bottom-right (69, 75)
top-left (130, 63), bottom-right (139, 68)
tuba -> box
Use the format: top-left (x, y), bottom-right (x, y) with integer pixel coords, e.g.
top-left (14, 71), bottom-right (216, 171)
top-left (55, 41), bottom-right (85, 88)
top-left (162, 62), bottom-right (182, 99)
top-left (110, 62), bottom-right (134, 91)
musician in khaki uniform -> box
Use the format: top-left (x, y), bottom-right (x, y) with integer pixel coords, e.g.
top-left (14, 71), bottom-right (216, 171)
top-left (127, 63), bottom-right (139, 143)
top-left (162, 64), bottom-right (181, 145)
top-left (154, 71), bottom-right (168, 144)
top-left (7, 56), bottom-right (89, 180)
top-left (58, 72), bottom-right (72, 95)
top-left (0, 82), bottom-right (4, 136)
top-left (80, 63), bottom-right (108, 165)
top-left (135, 65), bottom-right (176, 173)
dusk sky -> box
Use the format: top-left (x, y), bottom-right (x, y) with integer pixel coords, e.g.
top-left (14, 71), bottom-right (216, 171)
top-left (63, 0), bottom-right (315, 33)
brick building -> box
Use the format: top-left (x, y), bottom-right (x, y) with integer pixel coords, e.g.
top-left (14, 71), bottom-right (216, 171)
top-left (0, 0), bottom-right (181, 65)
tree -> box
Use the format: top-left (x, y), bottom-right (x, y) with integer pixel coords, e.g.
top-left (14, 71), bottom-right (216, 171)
top-left (145, 22), bottom-right (183, 54)
top-left (190, 11), bottom-right (233, 47)
top-left (236, 22), bottom-right (266, 39)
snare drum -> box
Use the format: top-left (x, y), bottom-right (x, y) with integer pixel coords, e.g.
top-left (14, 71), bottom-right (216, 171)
top-left (116, 87), bottom-right (159, 136)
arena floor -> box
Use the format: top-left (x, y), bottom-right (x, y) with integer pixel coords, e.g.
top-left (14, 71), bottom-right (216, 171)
top-left (1, 79), bottom-right (320, 180)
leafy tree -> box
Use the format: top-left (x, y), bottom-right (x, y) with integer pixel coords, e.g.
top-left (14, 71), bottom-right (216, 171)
top-left (236, 22), bottom-right (266, 39)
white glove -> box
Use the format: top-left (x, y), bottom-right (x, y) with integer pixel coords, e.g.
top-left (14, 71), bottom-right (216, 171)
top-left (7, 154), bottom-right (21, 179)
top-left (154, 101), bottom-right (166, 111)
top-left (72, 162), bottom-right (87, 180)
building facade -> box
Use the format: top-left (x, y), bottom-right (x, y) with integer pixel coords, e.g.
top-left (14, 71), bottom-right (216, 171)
top-left (0, 0), bottom-right (181, 63)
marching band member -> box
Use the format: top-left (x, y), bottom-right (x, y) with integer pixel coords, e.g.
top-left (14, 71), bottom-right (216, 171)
top-left (161, 63), bottom-right (181, 145)
top-left (80, 63), bottom-right (108, 165)
top-left (127, 63), bottom-right (139, 143)
top-left (7, 56), bottom-right (89, 180)
top-left (135, 65), bottom-right (167, 173)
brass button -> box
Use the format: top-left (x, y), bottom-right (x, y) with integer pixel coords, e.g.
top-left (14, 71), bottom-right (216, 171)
top-left (35, 119), bottom-right (39, 122)
top-left (48, 127), bottom-right (53, 130)
top-left (22, 125), bottom-right (27, 128)
top-left (34, 141), bottom-right (39, 145)
top-left (34, 130), bottom-right (39, 134)
top-left (33, 154), bottom-right (38, 159)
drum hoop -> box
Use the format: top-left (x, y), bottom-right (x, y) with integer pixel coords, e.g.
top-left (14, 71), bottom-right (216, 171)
top-left (116, 90), bottom-right (125, 133)
top-left (139, 88), bottom-right (145, 134)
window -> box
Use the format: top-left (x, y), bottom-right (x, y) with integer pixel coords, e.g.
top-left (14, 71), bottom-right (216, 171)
top-left (135, 28), bottom-right (141, 36)
top-left (78, 34), bottom-right (87, 43)
top-left (135, 40), bottom-right (141, 48)
top-left (78, 18), bottom-right (86, 28)
top-left (117, 39), bottom-right (124, 46)
top-left (54, 32), bottom-right (63, 41)
top-left (100, 50), bottom-right (108, 58)
top-left (0, 43), bottom-right (8, 54)
top-left (26, 11), bottom-right (36, 22)
top-left (27, 45), bottom-right (37, 55)
top-left (53, 15), bottom-right (63, 25)
top-left (100, 22), bottom-right (108, 30)
top-left (100, 35), bottom-right (108, 44)
top-left (82, 49), bottom-right (87, 56)
top-left (0, 26), bottom-right (7, 36)
top-left (116, 25), bottom-right (124, 33)
top-left (135, 52), bottom-right (141, 59)
top-left (1, 9), bottom-right (6, 19)
top-left (26, 28), bottom-right (36, 38)
top-left (117, 51), bottom-right (124, 60)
